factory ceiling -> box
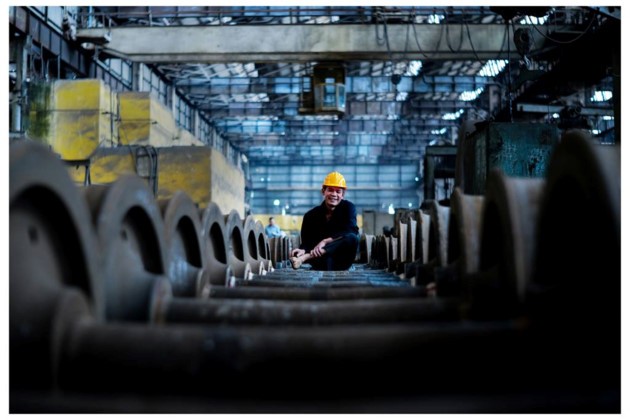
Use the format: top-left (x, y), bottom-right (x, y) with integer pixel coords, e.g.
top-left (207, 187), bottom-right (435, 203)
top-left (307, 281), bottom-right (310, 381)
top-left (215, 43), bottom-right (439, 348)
top-left (72, 6), bottom-right (618, 166)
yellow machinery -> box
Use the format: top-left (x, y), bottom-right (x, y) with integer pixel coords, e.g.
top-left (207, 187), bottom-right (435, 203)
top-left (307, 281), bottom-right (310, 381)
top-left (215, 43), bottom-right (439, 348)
top-left (27, 79), bottom-right (118, 160)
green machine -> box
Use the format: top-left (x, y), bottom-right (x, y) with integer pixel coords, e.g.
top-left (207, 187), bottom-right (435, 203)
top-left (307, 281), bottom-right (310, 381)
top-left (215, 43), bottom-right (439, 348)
top-left (455, 122), bottom-right (560, 195)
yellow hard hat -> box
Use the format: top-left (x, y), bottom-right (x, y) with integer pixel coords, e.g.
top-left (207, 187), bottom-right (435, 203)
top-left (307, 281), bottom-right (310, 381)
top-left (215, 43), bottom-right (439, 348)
top-left (322, 171), bottom-right (347, 189)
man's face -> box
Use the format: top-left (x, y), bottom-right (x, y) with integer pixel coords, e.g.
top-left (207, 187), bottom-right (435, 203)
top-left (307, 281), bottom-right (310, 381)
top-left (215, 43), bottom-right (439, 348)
top-left (322, 186), bottom-right (345, 209)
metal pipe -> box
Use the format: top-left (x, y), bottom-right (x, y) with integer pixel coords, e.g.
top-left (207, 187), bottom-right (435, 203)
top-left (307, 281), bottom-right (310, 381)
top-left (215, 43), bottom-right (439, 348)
top-left (207, 284), bottom-right (427, 300)
top-left (156, 296), bottom-right (460, 325)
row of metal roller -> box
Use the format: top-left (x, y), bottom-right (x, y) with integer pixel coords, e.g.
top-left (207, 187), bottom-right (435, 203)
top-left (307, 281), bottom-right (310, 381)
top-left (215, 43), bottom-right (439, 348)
top-left (360, 130), bottom-right (620, 404)
top-left (9, 130), bottom-right (620, 413)
top-left (364, 129), bottom-right (619, 321)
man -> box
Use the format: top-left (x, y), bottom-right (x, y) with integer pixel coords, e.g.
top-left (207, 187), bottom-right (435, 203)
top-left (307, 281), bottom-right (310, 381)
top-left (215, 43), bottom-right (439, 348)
top-left (265, 216), bottom-right (285, 238)
top-left (290, 171), bottom-right (359, 271)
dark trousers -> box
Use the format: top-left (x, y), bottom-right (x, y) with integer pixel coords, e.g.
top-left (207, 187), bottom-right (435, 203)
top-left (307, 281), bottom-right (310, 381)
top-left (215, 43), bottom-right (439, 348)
top-left (309, 232), bottom-right (359, 271)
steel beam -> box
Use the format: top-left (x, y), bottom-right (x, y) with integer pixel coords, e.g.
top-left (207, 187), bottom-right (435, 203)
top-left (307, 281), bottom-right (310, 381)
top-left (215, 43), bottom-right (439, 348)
top-left (516, 102), bottom-right (613, 116)
top-left (77, 23), bottom-right (542, 63)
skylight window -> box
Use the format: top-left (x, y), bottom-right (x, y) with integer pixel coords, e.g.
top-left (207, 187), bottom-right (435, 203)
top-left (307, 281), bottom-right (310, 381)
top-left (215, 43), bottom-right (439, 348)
top-left (459, 87), bottom-right (485, 102)
top-left (431, 127), bottom-right (448, 135)
top-left (519, 15), bottom-right (549, 25)
top-left (405, 61), bottom-right (423, 77)
top-left (478, 60), bottom-right (508, 78)
top-left (428, 14), bottom-right (445, 24)
top-left (442, 109), bottom-right (464, 120)
top-left (591, 91), bottom-right (613, 102)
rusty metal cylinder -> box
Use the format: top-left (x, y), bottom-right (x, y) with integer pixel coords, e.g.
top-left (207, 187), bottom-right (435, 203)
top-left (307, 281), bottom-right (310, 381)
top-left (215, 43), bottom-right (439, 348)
top-left (234, 277), bottom-right (411, 288)
top-left (269, 236), bottom-right (290, 268)
top-left (83, 175), bottom-right (173, 322)
top-left (242, 215), bottom-right (269, 275)
top-left (531, 130), bottom-right (620, 314)
top-left (438, 188), bottom-right (485, 296)
top-left (358, 233), bottom-right (374, 264)
top-left (159, 191), bottom-right (208, 298)
top-left (528, 130), bottom-right (620, 388)
top-left (224, 210), bottom-right (253, 281)
top-left (56, 294), bottom-right (530, 398)
top-left (428, 200), bottom-right (450, 268)
top-left (10, 140), bottom-right (104, 390)
top-left (157, 296), bottom-right (462, 325)
top-left (207, 284), bottom-right (427, 300)
top-left (469, 169), bottom-right (545, 319)
top-left (253, 219), bottom-right (273, 273)
top-left (200, 202), bottom-right (235, 287)
top-left (410, 209), bottom-right (431, 265)
top-left (447, 188), bottom-right (485, 277)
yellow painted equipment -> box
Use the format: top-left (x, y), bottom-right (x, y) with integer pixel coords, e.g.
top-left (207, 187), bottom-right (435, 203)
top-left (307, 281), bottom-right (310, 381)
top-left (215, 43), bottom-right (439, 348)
top-left (176, 128), bottom-right (205, 146)
top-left (68, 145), bottom-right (245, 216)
top-left (26, 79), bottom-right (118, 160)
top-left (118, 91), bottom-right (178, 147)
top-left (67, 147), bottom-right (136, 185)
top-left (157, 146), bottom-right (245, 216)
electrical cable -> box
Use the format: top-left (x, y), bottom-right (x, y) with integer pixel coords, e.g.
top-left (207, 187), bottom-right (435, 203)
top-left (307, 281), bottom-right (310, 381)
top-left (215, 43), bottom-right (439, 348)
top-left (528, 10), bottom-right (598, 45)
top-left (444, 10), bottom-right (465, 53)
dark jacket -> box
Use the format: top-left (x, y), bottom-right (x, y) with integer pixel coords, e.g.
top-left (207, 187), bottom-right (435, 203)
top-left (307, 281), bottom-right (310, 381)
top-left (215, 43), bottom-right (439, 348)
top-left (299, 199), bottom-right (359, 251)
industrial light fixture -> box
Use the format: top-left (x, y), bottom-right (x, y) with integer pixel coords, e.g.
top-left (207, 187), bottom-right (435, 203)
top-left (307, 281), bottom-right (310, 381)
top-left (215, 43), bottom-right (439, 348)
top-left (300, 63), bottom-right (346, 115)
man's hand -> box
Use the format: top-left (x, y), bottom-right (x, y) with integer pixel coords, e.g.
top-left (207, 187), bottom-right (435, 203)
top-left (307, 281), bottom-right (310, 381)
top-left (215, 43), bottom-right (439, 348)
top-left (291, 248), bottom-right (305, 258)
top-left (311, 245), bottom-right (324, 257)
top-left (311, 239), bottom-right (329, 257)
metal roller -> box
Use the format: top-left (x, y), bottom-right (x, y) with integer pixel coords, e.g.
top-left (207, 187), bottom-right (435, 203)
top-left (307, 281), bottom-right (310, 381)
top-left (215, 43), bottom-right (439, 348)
top-left (246, 266), bottom-right (404, 280)
top-left (280, 236), bottom-right (290, 265)
top-left (447, 188), bottom-right (485, 275)
top-left (199, 202), bottom-right (235, 287)
top-left (406, 217), bottom-right (417, 262)
top-left (14, 276), bottom-right (602, 409)
top-left (268, 237), bottom-right (280, 267)
top-left (224, 210), bottom-right (253, 280)
top-left (470, 169), bottom-right (545, 319)
top-left (440, 188), bottom-right (485, 296)
top-left (273, 236), bottom-right (283, 267)
top-left (208, 284), bottom-right (427, 300)
top-left (416, 209), bottom-right (431, 264)
top-left (428, 200), bottom-right (450, 268)
top-left (271, 236), bottom-right (289, 268)
top-left (157, 296), bottom-right (462, 326)
top-left (234, 277), bottom-right (411, 289)
top-left (358, 233), bottom-right (374, 264)
top-left (83, 175), bottom-right (172, 322)
top-left (369, 235), bottom-right (386, 269)
top-left (398, 216), bottom-right (417, 279)
top-left (409, 203), bottom-right (448, 287)
top-left (396, 217), bottom-right (411, 263)
top-left (242, 215), bottom-right (267, 275)
top-left (10, 140), bottom-right (104, 389)
top-left (245, 270), bottom-right (406, 284)
top-left (399, 210), bottom-right (431, 283)
top-left (528, 130), bottom-right (620, 388)
top-left (387, 236), bottom-right (397, 272)
top-left (52, 291), bottom-right (530, 398)
top-left (158, 191), bottom-right (209, 298)
top-left (73, 321), bottom-right (532, 398)
top-left (394, 219), bottom-right (408, 274)
top-left (253, 219), bottom-right (273, 273)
